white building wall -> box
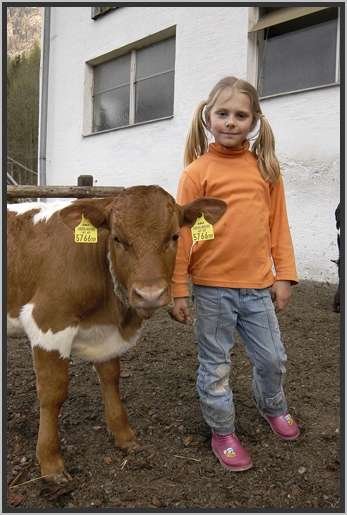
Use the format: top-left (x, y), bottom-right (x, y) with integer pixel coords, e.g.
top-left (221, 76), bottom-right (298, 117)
top-left (262, 88), bottom-right (340, 282)
top-left (47, 6), bottom-right (249, 190)
top-left (45, 6), bottom-right (340, 283)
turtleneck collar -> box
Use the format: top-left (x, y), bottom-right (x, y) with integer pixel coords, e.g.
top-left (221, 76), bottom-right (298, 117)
top-left (208, 141), bottom-right (250, 157)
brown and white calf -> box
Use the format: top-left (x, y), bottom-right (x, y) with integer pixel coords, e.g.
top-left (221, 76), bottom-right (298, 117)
top-left (7, 185), bottom-right (226, 482)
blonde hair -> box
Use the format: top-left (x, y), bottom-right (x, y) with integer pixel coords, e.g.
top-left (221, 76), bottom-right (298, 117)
top-left (184, 76), bottom-right (280, 183)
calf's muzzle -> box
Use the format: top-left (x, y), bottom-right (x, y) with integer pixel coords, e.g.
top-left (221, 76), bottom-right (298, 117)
top-left (129, 280), bottom-right (170, 314)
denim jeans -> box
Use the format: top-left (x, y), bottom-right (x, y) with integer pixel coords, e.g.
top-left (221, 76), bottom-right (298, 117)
top-left (192, 285), bottom-right (288, 435)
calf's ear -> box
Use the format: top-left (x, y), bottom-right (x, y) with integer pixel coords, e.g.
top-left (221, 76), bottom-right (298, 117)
top-left (180, 197), bottom-right (227, 227)
top-left (60, 203), bottom-right (108, 229)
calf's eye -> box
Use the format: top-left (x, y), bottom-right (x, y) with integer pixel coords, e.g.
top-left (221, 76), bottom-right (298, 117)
top-left (172, 234), bottom-right (179, 241)
top-left (114, 236), bottom-right (129, 249)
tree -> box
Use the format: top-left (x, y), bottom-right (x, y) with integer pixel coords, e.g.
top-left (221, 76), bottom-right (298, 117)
top-left (7, 42), bottom-right (40, 184)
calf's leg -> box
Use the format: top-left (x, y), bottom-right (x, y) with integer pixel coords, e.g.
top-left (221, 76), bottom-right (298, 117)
top-left (32, 347), bottom-right (70, 481)
top-left (94, 357), bottom-right (138, 450)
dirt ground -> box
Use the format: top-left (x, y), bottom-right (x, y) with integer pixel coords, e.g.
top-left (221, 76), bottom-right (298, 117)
top-left (5, 280), bottom-right (342, 512)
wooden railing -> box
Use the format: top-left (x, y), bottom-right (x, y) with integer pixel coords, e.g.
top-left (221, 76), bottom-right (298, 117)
top-left (7, 175), bottom-right (124, 200)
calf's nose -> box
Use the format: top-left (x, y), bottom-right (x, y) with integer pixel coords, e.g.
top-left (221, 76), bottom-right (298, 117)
top-left (130, 284), bottom-right (169, 308)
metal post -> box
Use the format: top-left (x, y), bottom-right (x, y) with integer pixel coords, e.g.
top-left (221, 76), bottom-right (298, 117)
top-left (38, 7), bottom-right (51, 188)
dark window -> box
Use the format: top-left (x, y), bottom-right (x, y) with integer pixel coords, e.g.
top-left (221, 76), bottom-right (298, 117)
top-left (257, 8), bottom-right (339, 97)
top-left (92, 37), bottom-right (175, 132)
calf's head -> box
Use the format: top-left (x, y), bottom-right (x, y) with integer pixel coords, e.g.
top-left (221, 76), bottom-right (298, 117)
top-left (61, 186), bottom-right (226, 318)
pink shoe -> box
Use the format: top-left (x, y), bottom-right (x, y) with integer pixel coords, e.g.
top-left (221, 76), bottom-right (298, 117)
top-left (211, 433), bottom-right (253, 472)
top-left (263, 413), bottom-right (300, 440)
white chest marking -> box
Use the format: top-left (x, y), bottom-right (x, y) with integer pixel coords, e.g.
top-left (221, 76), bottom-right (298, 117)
top-left (71, 325), bottom-right (141, 362)
top-left (14, 303), bottom-right (141, 362)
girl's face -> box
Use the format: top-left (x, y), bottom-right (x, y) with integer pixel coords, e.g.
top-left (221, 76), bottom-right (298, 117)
top-left (207, 89), bottom-right (255, 149)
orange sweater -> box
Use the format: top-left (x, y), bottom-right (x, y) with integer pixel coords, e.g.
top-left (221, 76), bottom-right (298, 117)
top-left (172, 143), bottom-right (298, 297)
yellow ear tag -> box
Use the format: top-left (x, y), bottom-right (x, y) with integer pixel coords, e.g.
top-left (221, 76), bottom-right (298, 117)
top-left (74, 214), bottom-right (98, 244)
top-left (191, 213), bottom-right (215, 242)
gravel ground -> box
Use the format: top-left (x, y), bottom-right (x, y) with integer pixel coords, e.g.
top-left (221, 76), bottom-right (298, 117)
top-left (5, 280), bottom-right (342, 512)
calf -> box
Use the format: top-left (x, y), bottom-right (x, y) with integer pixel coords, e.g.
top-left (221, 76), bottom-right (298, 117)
top-left (7, 185), bottom-right (226, 483)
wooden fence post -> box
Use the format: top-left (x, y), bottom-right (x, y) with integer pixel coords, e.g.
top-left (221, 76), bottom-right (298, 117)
top-left (77, 175), bottom-right (94, 187)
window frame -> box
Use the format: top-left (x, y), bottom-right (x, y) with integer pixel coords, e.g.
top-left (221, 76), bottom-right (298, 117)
top-left (83, 29), bottom-right (176, 136)
top-left (91, 6), bottom-right (118, 20)
top-left (248, 6), bottom-right (340, 99)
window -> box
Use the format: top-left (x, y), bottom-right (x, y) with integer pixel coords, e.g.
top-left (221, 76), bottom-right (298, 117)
top-left (92, 37), bottom-right (175, 132)
top-left (250, 7), bottom-right (340, 97)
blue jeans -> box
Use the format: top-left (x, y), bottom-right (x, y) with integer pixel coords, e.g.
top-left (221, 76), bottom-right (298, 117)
top-left (192, 285), bottom-right (288, 435)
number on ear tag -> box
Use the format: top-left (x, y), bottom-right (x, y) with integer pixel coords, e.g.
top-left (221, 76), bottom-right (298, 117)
top-left (74, 214), bottom-right (98, 243)
top-left (191, 214), bottom-right (215, 242)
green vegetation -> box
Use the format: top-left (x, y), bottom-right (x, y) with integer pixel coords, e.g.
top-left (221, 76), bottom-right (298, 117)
top-left (7, 43), bottom-right (40, 184)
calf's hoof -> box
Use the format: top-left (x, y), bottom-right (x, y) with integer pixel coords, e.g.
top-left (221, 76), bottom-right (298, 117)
top-left (117, 436), bottom-right (141, 453)
top-left (124, 439), bottom-right (141, 454)
top-left (114, 426), bottom-right (140, 451)
top-left (43, 470), bottom-right (72, 485)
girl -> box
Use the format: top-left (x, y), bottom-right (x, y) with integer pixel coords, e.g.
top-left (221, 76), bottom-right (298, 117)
top-left (170, 76), bottom-right (300, 472)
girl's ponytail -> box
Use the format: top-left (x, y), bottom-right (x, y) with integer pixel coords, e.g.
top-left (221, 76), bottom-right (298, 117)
top-left (252, 115), bottom-right (281, 183)
top-left (184, 100), bottom-right (208, 167)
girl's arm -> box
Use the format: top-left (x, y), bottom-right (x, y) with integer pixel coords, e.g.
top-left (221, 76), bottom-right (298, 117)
top-left (269, 176), bottom-right (298, 311)
top-left (171, 171), bottom-right (202, 298)
top-left (269, 175), bottom-right (298, 285)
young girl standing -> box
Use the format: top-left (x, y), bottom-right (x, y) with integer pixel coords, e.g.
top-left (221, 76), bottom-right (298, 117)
top-left (171, 76), bottom-right (300, 472)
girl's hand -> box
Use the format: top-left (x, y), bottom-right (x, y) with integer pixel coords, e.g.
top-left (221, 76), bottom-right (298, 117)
top-left (170, 297), bottom-right (191, 324)
top-left (270, 281), bottom-right (292, 312)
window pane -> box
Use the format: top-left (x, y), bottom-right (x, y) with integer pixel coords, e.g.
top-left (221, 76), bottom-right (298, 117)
top-left (94, 54), bottom-right (130, 94)
top-left (135, 71), bottom-right (174, 123)
top-left (259, 18), bottom-right (337, 96)
top-left (136, 38), bottom-right (175, 80)
top-left (93, 87), bottom-right (130, 131)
